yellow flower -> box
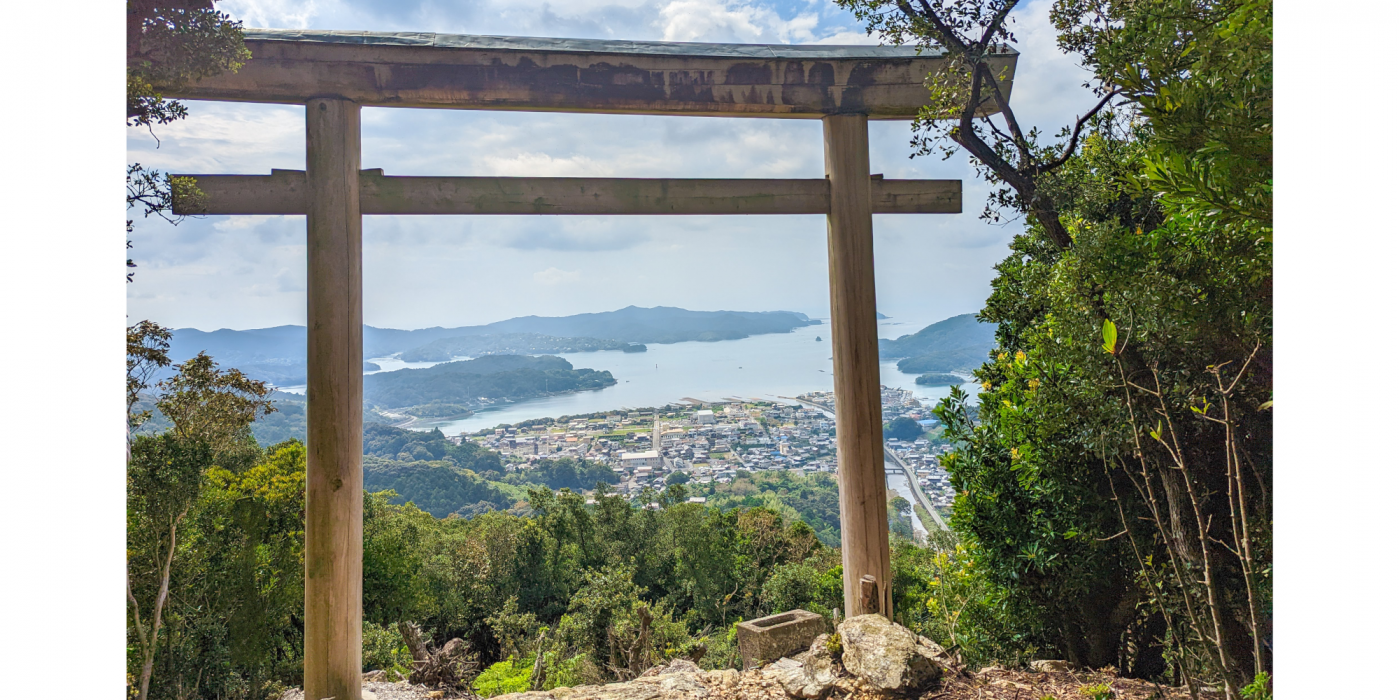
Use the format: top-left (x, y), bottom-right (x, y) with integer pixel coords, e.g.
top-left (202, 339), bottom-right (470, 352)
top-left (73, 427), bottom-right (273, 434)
top-left (1014, 350), bottom-right (1026, 364)
top-left (981, 381), bottom-right (992, 391)
top-left (1010, 447), bottom-right (1020, 460)
top-left (996, 352), bottom-right (1008, 362)
top-left (1028, 378), bottom-right (1040, 390)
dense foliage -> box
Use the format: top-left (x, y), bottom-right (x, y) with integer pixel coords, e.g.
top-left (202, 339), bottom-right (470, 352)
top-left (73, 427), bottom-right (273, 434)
top-left (501, 456), bottom-right (621, 492)
top-left (129, 326), bottom-right (1031, 700)
top-left (133, 441), bottom-right (854, 698)
top-left (885, 416), bottom-right (927, 442)
top-left (832, 0), bottom-right (1270, 694)
top-left (363, 424), bottom-right (503, 472)
top-left (705, 471), bottom-right (844, 548)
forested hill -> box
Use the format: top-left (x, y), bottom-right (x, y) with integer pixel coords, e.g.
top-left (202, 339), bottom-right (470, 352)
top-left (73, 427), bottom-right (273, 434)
top-left (400, 333), bottom-right (633, 362)
top-left (455, 306), bottom-right (818, 344)
top-left (168, 306), bottom-right (817, 361)
top-left (879, 313), bottom-right (997, 374)
top-left (363, 354), bottom-right (615, 409)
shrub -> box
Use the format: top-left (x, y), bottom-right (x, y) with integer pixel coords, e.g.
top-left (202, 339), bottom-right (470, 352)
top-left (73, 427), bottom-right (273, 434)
top-left (474, 656), bottom-right (535, 697)
top-left (362, 621), bottom-right (413, 680)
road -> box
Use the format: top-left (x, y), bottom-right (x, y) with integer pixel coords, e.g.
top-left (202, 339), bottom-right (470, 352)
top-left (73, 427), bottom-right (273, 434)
top-left (785, 396), bottom-right (948, 532)
top-left (882, 446), bottom-right (949, 531)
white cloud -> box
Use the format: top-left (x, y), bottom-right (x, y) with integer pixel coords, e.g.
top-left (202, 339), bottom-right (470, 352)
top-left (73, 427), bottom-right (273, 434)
top-left (658, 0), bottom-right (767, 42)
top-left (655, 0), bottom-right (827, 43)
top-left (481, 152), bottom-right (616, 177)
top-left (533, 267), bottom-right (583, 285)
top-left (212, 214), bottom-right (289, 232)
top-left (811, 29), bottom-right (877, 45)
top-left (222, 0), bottom-right (323, 29)
top-left (129, 0), bottom-right (1100, 331)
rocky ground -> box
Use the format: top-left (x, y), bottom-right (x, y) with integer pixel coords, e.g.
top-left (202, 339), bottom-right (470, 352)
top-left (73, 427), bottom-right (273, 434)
top-left (283, 615), bottom-right (1216, 700)
top-left (282, 666), bottom-right (1212, 700)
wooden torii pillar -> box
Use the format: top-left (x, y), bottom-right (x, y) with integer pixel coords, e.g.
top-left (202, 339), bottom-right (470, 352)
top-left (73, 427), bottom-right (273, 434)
top-left (168, 28), bottom-right (1018, 700)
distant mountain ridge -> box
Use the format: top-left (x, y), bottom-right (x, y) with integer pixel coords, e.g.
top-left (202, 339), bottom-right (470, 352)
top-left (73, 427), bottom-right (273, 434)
top-left (399, 333), bottom-right (632, 362)
top-left (166, 305), bottom-right (818, 385)
top-left (879, 313), bottom-right (998, 374)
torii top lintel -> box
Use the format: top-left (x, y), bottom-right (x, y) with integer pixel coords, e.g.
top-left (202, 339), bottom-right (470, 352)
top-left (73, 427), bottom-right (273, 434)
top-left (164, 28), bottom-right (1018, 119)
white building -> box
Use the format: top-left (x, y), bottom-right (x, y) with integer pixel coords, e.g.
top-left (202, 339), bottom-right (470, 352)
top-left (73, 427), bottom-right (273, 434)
top-left (695, 410), bottom-right (715, 425)
top-left (622, 450), bottom-right (663, 469)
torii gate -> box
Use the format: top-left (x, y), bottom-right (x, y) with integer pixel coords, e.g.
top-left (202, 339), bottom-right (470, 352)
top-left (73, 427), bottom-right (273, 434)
top-left (167, 28), bottom-right (1017, 700)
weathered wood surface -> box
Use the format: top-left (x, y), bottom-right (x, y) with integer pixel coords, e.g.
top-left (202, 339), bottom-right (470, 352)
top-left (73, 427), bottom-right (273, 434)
top-left (172, 171), bottom-right (961, 215)
top-left (303, 98), bottom-right (365, 700)
top-left (824, 114), bottom-right (893, 621)
top-left (161, 28), bottom-right (1017, 119)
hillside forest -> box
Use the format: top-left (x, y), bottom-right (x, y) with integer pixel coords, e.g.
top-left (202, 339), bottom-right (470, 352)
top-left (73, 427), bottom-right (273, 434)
top-left (126, 1), bottom-right (1271, 699)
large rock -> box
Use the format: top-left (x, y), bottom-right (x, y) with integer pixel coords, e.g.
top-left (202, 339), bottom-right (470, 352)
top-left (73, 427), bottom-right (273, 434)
top-left (762, 635), bottom-right (840, 699)
top-left (836, 615), bottom-right (948, 695)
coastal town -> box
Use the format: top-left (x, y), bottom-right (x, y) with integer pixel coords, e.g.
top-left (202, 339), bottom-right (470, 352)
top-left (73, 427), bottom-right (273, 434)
top-left (446, 384), bottom-right (961, 529)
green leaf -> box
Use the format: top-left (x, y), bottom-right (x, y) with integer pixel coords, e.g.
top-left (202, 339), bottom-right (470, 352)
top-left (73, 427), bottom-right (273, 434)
top-left (1258, 400), bottom-right (1273, 411)
top-left (1101, 319), bottom-right (1118, 355)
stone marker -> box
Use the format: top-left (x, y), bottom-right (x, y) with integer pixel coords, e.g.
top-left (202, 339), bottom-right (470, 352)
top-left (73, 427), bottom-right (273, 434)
top-left (736, 610), bottom-right (826, 670)
top-left (837, 614), bottom-right (948, 695)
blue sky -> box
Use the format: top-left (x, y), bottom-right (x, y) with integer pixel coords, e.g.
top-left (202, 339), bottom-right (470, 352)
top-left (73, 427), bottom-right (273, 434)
top-left (125, 0), bottom-right (1103, 331)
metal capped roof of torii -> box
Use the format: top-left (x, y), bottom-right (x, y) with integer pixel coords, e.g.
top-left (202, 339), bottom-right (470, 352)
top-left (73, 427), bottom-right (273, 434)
top-left (163, 28), bottom-right (1018, 118)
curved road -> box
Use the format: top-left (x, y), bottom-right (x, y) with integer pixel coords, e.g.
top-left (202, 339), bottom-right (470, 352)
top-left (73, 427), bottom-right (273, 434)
top-left (785, 396), bottom-right (948, 532)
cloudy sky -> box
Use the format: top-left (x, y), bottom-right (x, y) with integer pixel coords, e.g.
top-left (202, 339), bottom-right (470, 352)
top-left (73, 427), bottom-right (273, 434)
top-left (125, 0), bottom-right (1102, 332)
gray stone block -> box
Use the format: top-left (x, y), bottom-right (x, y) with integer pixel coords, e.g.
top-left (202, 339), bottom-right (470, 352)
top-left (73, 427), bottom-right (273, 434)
top-left (736, 609), bottom-right (826, 670)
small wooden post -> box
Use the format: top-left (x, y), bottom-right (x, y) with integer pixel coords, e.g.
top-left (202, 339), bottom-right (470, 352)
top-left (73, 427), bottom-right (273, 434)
top-left (823, 113), bottom-right (893, 621)
top-left (304, 97), bottom-right (364, 700)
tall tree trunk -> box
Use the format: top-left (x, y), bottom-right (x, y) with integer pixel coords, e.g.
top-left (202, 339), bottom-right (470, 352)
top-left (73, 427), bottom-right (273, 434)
top-left (137, 514), bottom-right (184, 700)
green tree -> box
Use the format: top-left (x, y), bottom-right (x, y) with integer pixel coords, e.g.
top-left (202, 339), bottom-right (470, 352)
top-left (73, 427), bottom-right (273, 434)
top-left (841, 0), bottom-right (1271, 692)
top-left (127, 434), bottom-right (212, 700)
top-left (885, 416), bottom-right (925, 442)
top-left (126, 331), bottom-right (277, 699)
top-left (156, 353), bottom-right (275, 458)
top-left (127, 320), bottom-right (172, 433)
top-left (180, 442), bottom-right (309, 696)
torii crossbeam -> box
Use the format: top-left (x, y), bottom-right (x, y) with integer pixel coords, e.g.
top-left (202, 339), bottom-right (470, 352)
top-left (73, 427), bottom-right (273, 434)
top-left (164, 28), bottom-right (1018, 700)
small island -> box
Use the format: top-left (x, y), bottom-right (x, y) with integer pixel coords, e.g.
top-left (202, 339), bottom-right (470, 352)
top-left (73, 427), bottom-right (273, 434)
top-left (363, 361), bottom-right (381, 372)
top-left (621, 343), bottom-right (647, 353)
top-left (915, 372), bottom-right (966, 386)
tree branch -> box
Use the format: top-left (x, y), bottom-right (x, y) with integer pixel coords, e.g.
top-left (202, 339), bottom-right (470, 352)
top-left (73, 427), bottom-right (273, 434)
top-left (911, 0), bottom-right (971, 54)
top-left (975, 0), bottom-right (1018, 52)
top-left (1035, 88), bottom-right (1124, 175)
top-left (979, 62), bottom-right (1032, 165)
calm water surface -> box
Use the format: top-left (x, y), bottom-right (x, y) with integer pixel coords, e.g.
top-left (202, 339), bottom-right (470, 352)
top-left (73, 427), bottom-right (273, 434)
top-left (425, 318), bottom-right (980, 433)
top-left (278, 316), bottom-right (981, 437)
